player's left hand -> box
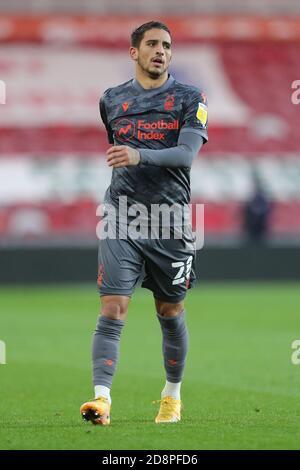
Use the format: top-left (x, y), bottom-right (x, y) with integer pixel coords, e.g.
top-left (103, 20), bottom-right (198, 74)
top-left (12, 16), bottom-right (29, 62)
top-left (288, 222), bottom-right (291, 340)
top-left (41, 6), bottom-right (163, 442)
top-left (106, 145), bottom-right (140, 168)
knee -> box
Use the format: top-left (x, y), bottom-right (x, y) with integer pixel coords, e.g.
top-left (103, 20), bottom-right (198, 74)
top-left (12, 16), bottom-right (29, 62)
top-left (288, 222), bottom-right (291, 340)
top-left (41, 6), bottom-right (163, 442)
top-left (101, 296), bottom-right (129, 320)
top-left (156, 300), bottom-right (184, 317)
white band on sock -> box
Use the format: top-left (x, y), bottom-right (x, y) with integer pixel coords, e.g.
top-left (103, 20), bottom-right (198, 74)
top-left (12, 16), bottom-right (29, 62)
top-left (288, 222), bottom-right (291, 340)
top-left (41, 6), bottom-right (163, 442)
top-left (161, 380), bottom-right (181, 400)
top-left (95, 385), bottom-right (111, 404)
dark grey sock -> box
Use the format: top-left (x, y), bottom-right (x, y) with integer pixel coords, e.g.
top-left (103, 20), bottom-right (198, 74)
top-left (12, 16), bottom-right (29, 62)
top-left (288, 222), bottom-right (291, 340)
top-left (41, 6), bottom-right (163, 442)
top-left (157, 310), bottom-right (189, 383)
top-left (92, 315), bottom-right (125, 388)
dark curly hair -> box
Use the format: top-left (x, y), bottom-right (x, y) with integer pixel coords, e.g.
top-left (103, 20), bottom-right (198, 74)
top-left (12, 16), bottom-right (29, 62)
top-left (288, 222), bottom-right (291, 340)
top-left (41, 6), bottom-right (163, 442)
top-left (131, 21), bottom-right (171, 48)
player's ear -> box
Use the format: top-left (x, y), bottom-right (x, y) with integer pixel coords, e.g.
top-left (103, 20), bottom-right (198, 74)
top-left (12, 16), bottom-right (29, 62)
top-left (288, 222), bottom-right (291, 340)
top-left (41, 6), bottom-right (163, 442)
top-left (129, 47), bottom-right (138, 61)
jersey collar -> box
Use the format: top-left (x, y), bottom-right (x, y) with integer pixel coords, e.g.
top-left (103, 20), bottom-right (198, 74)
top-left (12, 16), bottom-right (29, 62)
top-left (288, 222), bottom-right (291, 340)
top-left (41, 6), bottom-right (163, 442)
top-left (132, 74), bottom-right (175, 94)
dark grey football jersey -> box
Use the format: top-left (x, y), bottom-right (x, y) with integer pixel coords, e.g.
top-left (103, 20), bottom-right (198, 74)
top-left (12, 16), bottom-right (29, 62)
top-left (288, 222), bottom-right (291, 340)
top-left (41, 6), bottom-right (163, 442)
top-left (100, 74), bottom-right (208, 209)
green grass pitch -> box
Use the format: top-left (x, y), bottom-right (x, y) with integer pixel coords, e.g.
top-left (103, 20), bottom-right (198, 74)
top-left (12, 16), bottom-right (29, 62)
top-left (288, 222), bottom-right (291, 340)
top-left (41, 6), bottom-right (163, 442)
top-left (1, 283), bottom-right (300, 450)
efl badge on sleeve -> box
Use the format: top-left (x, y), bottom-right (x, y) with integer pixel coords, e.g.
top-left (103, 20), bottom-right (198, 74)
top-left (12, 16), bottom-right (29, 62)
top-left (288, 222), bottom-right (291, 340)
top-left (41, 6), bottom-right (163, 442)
top-left (196, 103), bottom-right (208, 126)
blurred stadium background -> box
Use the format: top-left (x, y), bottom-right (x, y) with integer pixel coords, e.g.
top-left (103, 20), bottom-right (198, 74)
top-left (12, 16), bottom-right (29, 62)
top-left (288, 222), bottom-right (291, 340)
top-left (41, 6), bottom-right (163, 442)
top-left (0, 0), bottom-right (300, 282)
top-left (1, 0), bottom-right (300, 452)
top-left (0, 0), bottom-right (300, 283)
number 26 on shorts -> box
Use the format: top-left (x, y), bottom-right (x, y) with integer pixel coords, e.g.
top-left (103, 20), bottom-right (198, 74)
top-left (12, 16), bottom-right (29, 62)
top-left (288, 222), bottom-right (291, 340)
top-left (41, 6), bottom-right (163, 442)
top-left (172, 256), bottom-right (193, 285)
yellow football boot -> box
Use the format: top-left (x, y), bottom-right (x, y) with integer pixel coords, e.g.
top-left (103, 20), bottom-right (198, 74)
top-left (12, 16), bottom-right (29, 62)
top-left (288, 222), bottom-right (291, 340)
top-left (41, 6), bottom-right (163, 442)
top-left (80, 397), bottom-right (111, 426)
top-left (154, 396), bottom-right (181, 423)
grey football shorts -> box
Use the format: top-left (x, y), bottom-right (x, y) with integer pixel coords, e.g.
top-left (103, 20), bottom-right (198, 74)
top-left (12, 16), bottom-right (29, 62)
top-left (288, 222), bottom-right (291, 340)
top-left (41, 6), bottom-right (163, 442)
top-left (97, 229), bottom-right (197, 303)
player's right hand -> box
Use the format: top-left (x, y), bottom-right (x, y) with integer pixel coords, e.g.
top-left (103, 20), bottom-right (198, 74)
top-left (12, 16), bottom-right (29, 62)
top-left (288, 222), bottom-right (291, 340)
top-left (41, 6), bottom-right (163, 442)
top-left (106, 145), bottom-right (141, 168)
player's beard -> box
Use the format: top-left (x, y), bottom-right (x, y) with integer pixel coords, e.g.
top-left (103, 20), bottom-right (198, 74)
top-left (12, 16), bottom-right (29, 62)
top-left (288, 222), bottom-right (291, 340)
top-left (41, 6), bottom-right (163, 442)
top-left (137, 57), bottom-right (168, 80)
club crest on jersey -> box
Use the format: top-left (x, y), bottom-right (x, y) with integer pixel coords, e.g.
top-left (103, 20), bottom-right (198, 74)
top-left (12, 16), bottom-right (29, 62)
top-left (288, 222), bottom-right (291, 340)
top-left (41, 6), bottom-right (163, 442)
top-left (196, 102), bottom-right (208, 126)
top-left (164, 95), bottom-right (175, 111)
top-left (122, 102), bottom-right (129, 112)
